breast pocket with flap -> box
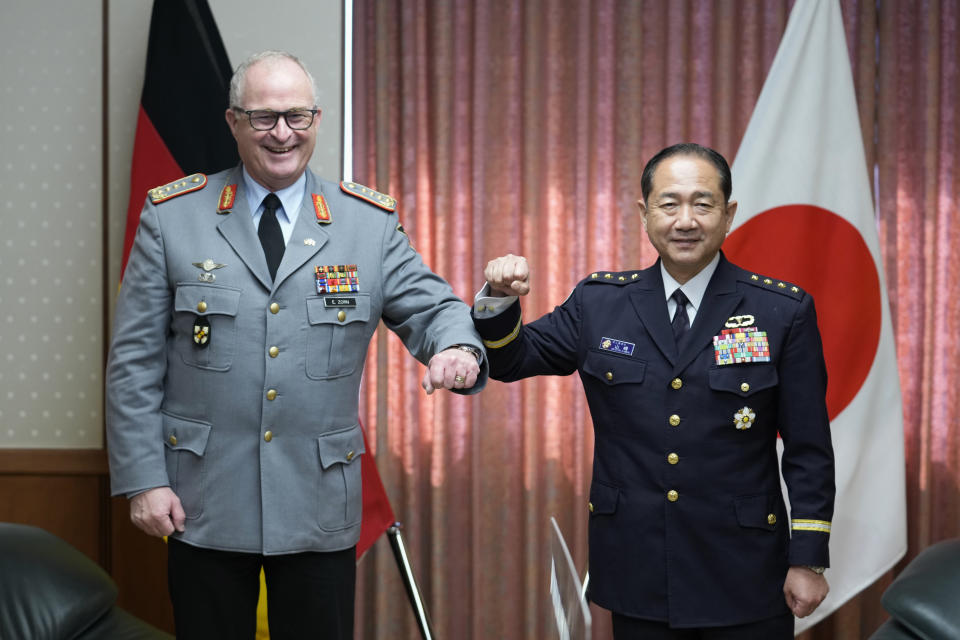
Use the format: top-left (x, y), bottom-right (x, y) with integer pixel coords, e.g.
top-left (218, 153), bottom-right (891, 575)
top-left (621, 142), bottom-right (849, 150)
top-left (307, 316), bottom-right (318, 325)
top-left (173, 284), bottom-right (242, 371)
top-left (305, 293), bottom-right (372, 380)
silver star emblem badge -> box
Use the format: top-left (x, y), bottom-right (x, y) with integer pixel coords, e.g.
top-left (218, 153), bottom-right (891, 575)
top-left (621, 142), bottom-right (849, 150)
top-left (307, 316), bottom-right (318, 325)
top-left (304, 238), bottom-right (316, 246)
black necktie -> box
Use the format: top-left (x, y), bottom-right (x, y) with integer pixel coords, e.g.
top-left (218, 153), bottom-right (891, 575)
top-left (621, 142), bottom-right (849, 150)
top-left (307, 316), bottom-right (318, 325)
top-left (258, 193), bottom-right (285, 280)
top-left (671, 288), bottom-right (691, 342)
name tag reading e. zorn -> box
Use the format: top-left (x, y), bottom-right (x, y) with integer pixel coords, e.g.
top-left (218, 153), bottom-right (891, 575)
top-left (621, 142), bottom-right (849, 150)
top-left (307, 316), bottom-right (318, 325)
top-left (323, 297), bottom-right (357, 308)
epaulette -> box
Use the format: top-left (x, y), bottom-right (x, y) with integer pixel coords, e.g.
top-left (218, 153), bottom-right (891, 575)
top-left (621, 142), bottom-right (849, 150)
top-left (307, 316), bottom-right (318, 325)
top-left (148, 174), bottom-right (207, 204)
top-left (585, 270), bottom-right (642, 285)
top-left (340, 181), bottom-right (397, 212)
top-left (741, 272), bottom-right (805, 299)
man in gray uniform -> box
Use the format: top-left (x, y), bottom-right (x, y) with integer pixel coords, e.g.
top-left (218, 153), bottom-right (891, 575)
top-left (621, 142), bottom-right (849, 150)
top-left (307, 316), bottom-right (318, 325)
top-left (106, 50), bottom-right (486, 640)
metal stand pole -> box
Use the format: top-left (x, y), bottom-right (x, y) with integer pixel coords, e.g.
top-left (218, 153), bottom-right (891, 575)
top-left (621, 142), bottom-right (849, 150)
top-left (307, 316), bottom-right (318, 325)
top-left (387, 523), bottom-right (436, 640)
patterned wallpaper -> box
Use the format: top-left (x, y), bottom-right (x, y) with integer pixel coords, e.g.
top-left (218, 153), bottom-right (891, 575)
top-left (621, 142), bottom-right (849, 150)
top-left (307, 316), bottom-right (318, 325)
top-left (0, 1), bottom-right (104, 448)
top-left (1, 0), bottom-right (343, 449)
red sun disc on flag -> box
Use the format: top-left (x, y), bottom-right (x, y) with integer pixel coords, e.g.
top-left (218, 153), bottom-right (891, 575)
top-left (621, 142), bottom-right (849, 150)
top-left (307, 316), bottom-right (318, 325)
top-left (723, 205), bottom-right (882, 420)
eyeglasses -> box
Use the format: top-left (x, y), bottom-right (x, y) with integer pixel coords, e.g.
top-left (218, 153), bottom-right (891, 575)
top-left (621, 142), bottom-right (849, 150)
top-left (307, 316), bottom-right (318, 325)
top-left (236, 108), bottom-right (319, 131)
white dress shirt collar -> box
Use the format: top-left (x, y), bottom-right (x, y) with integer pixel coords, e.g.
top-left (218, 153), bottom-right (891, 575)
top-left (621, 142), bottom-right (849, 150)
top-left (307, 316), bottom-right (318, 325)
top-left (660, 252), bottom-right (721, 322)
top-left (241, 166), bottom-right (306, 243)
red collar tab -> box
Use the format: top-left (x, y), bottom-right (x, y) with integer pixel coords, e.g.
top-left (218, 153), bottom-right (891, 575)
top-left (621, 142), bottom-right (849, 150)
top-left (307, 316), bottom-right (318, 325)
top-left (217, 183), bottom-right (237, 213)
top-left (313, 193), bottom-right (332, 224)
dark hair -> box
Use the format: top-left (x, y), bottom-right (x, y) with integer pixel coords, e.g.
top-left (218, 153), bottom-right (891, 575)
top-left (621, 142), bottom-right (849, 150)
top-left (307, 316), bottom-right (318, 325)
top-left (640, 143), bottom-right (732, 204)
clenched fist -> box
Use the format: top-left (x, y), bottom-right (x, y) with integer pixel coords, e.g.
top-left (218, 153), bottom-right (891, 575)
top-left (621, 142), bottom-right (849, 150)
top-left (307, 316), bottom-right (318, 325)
top-left (130, 486), bottom-right (185, 537)
top-left (422, 347), bottom-right (481, 394)
top-left (484, 254), bottom-right (530, 297)
top-left (783, 566), bottom-right (829, 618)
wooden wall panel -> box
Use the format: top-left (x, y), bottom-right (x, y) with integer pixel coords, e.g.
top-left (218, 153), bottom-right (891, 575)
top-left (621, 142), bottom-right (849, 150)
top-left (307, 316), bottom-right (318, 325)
top-left (0, 474), bottom-right (105, 563)
top-left (0, 449), bottom-right (109, 563)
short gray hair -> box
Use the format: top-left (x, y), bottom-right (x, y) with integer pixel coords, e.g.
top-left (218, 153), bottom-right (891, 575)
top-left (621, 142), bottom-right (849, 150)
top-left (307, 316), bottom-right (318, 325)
top-left (228, 50), bottom-right (320, 108)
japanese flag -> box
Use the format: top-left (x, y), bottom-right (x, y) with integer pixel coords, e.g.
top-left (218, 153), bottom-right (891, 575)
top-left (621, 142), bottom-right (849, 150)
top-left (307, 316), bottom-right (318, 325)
top-left (725, 0), bottom-right (907, 632)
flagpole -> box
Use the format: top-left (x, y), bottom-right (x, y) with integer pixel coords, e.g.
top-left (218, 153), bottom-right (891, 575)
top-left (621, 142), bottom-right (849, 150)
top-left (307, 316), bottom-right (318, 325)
top-left (387, 523), bottom-right (435, 640)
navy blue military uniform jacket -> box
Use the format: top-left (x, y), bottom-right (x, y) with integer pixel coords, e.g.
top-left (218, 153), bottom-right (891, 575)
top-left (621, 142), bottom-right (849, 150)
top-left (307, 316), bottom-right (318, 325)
top-left (473, 254), bottom-right (835, 627)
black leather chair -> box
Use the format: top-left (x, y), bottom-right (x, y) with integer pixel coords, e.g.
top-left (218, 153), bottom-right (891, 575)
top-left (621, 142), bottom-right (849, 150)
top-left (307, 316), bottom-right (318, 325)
top-left (0, 522), bottom-right (173, 640)
top-left (869, 538), bottom-right (960, 640)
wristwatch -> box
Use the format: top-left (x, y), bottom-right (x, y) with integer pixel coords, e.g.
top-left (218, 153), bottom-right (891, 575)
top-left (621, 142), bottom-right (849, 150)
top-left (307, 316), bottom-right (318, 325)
top-left (451, 344), bottom-right (483, 364)
top-left (803, 565), bottom-right (826, 574)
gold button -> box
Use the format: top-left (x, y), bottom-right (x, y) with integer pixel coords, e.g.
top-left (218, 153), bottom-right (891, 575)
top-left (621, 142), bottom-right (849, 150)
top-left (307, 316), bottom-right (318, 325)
top-left (767, 513), bottom-right (777, 525)
top-left (740, 382), bottom-right (750, 393)
top-left (605, 371), bottom-right (613, 381)
top-left (264, 430), bottom-right (273, 442)
top-left (667, 490), bottom-right (679, 502)
top-left (671, 377), bottom-right (682, 390)
top-left (197, 301), bottom-right (207, 312)
top-left (269, 346), bottom-right (279, 358)
top-left (266, 389), bottom-right (277, 401)
top-left (269, 302), bottom-right (280, 314)
top-left (337, 310), bottom-right (346, 322)
top-left (667, 453), bottom-right (679, 465)
top-left (168, 435), bottom-right (177, 445)
top-left (346, 450), bottom-right (355, 461)
top-left (669, 414), bottom-right (680, 427)
top-left (588, 502), bottom-right (594, 513)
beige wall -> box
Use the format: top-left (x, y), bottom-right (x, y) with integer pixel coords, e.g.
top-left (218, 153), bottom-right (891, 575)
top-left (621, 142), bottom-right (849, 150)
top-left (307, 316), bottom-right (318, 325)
top-left (1, 0), bottom-right (344, 449)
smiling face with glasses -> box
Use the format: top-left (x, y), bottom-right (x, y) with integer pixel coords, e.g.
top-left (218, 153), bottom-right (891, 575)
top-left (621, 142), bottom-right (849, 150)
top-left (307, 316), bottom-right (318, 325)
top-left (225, 57), bottom-right (321, 192)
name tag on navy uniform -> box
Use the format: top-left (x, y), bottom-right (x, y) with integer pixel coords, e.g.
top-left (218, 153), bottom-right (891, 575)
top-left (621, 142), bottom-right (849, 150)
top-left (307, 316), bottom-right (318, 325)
top-left (599, 337), bottom-right (635, 356)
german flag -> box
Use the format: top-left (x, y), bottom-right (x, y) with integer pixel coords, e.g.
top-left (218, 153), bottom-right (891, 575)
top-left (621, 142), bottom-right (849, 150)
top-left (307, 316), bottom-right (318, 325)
top-left (120, 0), bottom-right (237, 278)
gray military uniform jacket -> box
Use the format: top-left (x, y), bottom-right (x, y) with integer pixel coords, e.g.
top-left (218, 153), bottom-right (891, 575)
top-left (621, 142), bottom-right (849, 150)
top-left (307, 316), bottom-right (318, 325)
top-left (106, 166), bottom-right (487, 554)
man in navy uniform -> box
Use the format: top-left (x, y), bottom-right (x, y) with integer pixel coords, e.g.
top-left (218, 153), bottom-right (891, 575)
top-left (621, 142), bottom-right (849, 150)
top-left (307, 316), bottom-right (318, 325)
top-left (107, 51), bottom-right (486, 640)
top-left (474, 143), bottom-right (834, 638)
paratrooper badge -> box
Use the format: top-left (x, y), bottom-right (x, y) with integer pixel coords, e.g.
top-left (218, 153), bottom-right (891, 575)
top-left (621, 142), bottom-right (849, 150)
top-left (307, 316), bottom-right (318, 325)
top-left (192, 259), bottom-right (227, 283)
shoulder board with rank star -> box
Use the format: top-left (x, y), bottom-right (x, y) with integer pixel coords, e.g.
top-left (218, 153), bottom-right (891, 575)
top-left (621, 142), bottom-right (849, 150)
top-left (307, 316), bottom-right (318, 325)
top-left (148, 174), bottom-right (207, 204)
top-left (313, 193), bottom-right (332, 224)
top-left (217, 183), bottom-right (238, 214)
top-left (586, 270), bottom-right (642, 285)
top-left (340, 181), bottom-right (397, 212)
top-left (741, 272), bottom-right (804, 300)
